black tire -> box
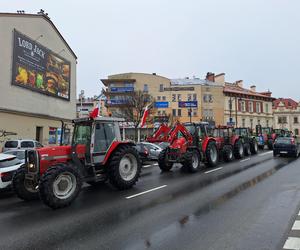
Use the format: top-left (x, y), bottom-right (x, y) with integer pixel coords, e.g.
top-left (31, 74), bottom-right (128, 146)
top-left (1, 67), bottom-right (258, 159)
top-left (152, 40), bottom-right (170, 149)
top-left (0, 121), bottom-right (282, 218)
top-left (107, 144), bottom-right (142, 190)
top-left (258, 145), bottom-right (264, 150)
top-left (267, 139), bottom-right (274, 150)
top-left (182, 150), bottom-right (201, 173)
top-left (244, 143), bottom-right (251, 156)
top-left (39, 164), bottom-right (82, 209)
top-left (273, 151), bottom-right (277, 157)
top-left (158, 148), bottom-right (173, 172)
top-left (205, 141), bottom-right (219, 168)
top-left (234, 140), bottom-right (244, 159)
top-left (250, 139), bottom-right (258, 154)
top-left (12, 166), bottom-right (39, 201)
top-left (223, 145), bottom-right (234, 162)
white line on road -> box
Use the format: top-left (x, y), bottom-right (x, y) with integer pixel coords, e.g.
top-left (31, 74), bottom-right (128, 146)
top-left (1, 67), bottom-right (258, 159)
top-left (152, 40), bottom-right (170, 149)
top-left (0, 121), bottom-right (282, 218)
top-left (259, 151), bottom-right (273, 156)
top-left (125, 185), bottom-right (167, 199)
top-left (205, 167), bottom-right (223, 174)
top-left (153, 163), bottom-right (158, 166)
top-left (283, 237), bottom-right (300, 249)
top-left (292, 221), bottom-right (300, 230)
top-left (143, 164), bottom-right (153, 168)
top-left (240, 158), bottom-right (251, 162)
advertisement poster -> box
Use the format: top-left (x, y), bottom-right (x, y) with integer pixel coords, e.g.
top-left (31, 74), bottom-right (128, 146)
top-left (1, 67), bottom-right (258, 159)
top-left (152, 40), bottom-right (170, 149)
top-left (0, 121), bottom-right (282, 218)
top-left (48, 127), bottom-right (57, 144)
top-left (178, 101), bottom-right (198, 108)
top-left (12, 30), bottom-right (71, 100)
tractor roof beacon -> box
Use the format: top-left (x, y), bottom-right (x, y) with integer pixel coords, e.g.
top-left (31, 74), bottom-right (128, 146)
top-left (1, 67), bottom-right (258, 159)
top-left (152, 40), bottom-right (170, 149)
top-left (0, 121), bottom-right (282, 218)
top-left (12, 116), bottom-right (142, 209)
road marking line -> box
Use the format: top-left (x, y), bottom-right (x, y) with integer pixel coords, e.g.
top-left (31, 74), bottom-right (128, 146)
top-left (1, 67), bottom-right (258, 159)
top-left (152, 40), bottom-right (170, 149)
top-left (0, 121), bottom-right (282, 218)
top-left (205, 167), bottom-right (223, 174)
top-left (153, 163), bottom-right (158, 166)
top-left (143, 164), bottom-right (152, 168)
top-left (126, 185), bottom-right (167, 199)
top-left (292, 221), bottom-right (300, 230)
top-left (240, 158), bottom-right (250, 162)
top-left (259, 151), bottom-right (273, 156)
top-left (298, 210), bottom-right (300, 216)
top-left (283, 237), bottom-right (300, 249)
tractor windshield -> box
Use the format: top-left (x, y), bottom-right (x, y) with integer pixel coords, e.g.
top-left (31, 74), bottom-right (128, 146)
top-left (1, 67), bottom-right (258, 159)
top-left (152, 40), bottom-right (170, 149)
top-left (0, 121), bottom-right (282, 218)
top-left (73, 123), bottom-right (92, 146)
top-left (262, 128), bottom-right (271, 134)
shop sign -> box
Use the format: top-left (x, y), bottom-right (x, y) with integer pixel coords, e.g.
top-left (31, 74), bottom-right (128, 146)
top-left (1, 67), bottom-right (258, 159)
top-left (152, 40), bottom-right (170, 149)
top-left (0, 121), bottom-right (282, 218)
top-left (12, 29), bottom-right (71, 100)
top-left (164, 86), bottom-right (195, 91)
top-left (178, 101), bottom-right (198, 108)
top-left (154, 102), bottom-right (169, 108)
top-left (110, 87), bottom-right (134, 92)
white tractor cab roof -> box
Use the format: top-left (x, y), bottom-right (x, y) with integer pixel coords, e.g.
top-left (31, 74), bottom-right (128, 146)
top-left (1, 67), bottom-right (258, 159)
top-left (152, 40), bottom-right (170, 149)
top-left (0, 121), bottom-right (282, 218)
top-left (73, 116), bottom-right (125, 123)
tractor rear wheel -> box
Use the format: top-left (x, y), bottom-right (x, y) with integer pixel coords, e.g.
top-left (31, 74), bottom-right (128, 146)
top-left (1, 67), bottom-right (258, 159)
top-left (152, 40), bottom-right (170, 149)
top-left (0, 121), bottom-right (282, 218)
top-left (107, 145), bottom-right (141, 190)
top-left (158, 148), bottom-right (173, 172)
top-left (182, 150), bottom-right (201, 173)
top-left (205, 141), bottom-right (219, 168)
top-left (234, 140), bottom-right (244, 159)
top-left (250, 139), bottom-right (258, 154)
top-left (39, 164), bottom-right (82, 209)
top-left (244, 143), bottom-right (251, 156)
top-left (223, 145), bottom-right (234, 162)
top-left (12, 166), bottom-right (39, 201)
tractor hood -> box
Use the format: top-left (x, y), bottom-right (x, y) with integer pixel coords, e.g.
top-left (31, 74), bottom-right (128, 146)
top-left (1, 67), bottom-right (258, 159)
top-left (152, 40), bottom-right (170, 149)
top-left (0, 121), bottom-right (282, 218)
top-left (170, 137), bottom-right (187, 150)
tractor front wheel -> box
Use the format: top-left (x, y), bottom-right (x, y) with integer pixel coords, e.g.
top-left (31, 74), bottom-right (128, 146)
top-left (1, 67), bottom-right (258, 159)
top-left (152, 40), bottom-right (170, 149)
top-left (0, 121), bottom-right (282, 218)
top-left (205, 141), bottom-right (219, 168)
top-left (108, 145), bottom-right (142, 190)
top-left (234, 140), bottom-right (244, 159)
top-left (12, 166), bottom-right (39, 201)
top-left (223, 145), bottom-right (234, 162)
top-left (183, 150), bottom-right (201, 173)
top-left (158, 148), bottom-right (173, 172)
top-left (39, 164), bottom-right (82, 209)
top-left (250, 139), bottom-right (258, 154)
top-left (244, 143), bottom-right (251, 156)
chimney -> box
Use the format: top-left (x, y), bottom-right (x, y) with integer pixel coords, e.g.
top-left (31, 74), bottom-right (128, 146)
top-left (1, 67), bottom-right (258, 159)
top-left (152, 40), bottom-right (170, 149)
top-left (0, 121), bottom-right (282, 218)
top-left (250, 85), bottom-right (256, 92)
top-left (214, 73), bottom-right (225, 85)
top-left (235, 80), bottom-right (243, 88)
top-left (206, 72), bottom-right (215, 82)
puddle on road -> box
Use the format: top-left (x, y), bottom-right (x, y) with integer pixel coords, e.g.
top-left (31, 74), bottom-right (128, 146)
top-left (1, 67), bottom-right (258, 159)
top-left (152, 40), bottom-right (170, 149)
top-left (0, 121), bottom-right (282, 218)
top-left (126, 158), bottom-right (295, 249)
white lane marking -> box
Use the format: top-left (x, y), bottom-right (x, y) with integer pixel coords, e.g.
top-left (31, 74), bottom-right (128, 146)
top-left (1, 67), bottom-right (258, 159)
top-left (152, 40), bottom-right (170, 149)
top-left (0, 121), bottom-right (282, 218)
top-left (126, 185), bottom-right (167, 199)
top-left (292, 221), bottom-right (300, 230)
top-left (240, 158), bottom-right (250, 162)
top-left (205, 167), bottom-right (223, 174)
top-left (153, 163), bottom-right (158, 166)
top-left (298, 210), bottom-right (300, 216)
top-left (143, 164), bottom-right (153, 168)
top-left (259, 151), bottom-right (273, 156)
top-left (283, 237), bottom-right (300, 249)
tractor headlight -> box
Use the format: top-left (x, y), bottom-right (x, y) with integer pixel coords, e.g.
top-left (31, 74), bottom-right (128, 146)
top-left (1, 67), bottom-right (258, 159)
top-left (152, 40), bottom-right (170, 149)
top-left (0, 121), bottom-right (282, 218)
top-left (26, 150), bottom-right (39, 173)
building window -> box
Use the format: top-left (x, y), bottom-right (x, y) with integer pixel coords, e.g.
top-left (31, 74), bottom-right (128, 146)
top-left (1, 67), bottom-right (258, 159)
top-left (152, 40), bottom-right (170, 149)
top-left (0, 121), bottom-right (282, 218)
top-left (249, 102), bottom-right (253, 113)
top-left (294, 117), bottom-right (299, 124)
top-left (241, 101), bottom-right (246, 112)
top-left (295, 129), bottom-right (299, 135)
top-left (157, 110), bottom-right (161, 115)
top-left (278, 117), bottom-right (287, 124)
top-left (159, 84), bottom-right (164, 92)
top-left (178, 109), bottom-right (182, 117)
top-left (162, 96), bottom-right (166, 101)
top-left (193, 108), bottom-right (197, 116)
top-left (256, 102), bottom-right (261, 113)
top-left (266, 120), bottom-right (269, 127)
top-left (265, 103), bottom-right (269, 113)
top-left (143, 84), bottom-right (148, 92)
top-left (188, 94), bottom-right (192, 101)
top-left (157, 96), bottom-right (161, 101)
top-left (172, 109), bottom-right (176, 116)
top-left (203, 94), bottom-right (213, 103)
top-left (242, 118), bottom-right (245, 127)
top-left (193, 94), bottom-right (197, 101)
top-left (172, 94), bottom-right (176, 102)
top-left (177, 94), bottom-right (182, 101)
top-left (162, 110), bottom-right (166, 115)
top-left (203, 109), bottom-right (214, 121)
top-left (258, 119), bottom-right (261, 125)
top-left (228, 99), bottom-right (233, 110)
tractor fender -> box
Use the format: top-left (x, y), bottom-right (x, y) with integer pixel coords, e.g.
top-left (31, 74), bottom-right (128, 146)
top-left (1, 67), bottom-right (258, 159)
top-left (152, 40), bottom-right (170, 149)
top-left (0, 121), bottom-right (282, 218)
top-left (202, 138), bottom-right (217, 153)
top-left (102, 141), bottom-right (135, 165)
top-left (187, 146), bottom-right (203, 162)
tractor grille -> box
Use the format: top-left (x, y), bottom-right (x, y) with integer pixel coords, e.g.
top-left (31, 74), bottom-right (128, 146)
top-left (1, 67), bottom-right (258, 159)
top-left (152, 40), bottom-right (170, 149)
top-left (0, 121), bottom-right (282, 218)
top-left (26, 150), bottom-right (39, 173)
top-left (167, 148), bottom-right (180, 161)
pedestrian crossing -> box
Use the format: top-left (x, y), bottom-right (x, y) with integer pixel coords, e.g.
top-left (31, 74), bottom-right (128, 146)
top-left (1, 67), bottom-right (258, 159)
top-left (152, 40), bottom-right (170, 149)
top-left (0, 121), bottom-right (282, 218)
top-left (283, 210), bottom-right (300, 250)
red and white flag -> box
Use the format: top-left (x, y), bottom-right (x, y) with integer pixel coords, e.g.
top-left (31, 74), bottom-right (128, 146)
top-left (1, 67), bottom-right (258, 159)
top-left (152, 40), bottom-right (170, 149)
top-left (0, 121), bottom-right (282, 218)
top-left (90, 101), bottom-right (100, 119)
top-left (139, 105), bottom-right (149, 128)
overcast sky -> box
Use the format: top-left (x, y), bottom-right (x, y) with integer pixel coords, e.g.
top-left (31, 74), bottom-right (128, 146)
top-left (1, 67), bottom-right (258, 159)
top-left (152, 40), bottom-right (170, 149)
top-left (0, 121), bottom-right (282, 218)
top-left (1, 0), bottom-right (300, 100)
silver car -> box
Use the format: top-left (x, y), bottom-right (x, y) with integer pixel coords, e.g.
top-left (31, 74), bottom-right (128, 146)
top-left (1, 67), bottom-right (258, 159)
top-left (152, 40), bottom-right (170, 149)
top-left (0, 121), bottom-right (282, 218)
top-left (2, 140), bottom-right (43, 152)
top-left (141, 142), bottom-right (162, 160)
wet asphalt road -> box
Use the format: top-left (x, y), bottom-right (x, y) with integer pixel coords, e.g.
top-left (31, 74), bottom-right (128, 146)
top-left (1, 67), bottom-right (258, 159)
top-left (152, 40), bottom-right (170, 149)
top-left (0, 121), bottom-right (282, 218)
top-left (1, 150), bottom-right (300, 250)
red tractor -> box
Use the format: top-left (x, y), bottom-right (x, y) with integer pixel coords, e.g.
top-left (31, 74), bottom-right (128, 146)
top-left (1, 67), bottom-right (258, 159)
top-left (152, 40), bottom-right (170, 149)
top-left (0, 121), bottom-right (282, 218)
top-left (146, 123), bottom-right (171, 143)
top-left (158, 122), bottom-right (219, 173)
top-left (212, 126), bottom-right (242, 162)
top-left (12, 117), bottom-right (142, 209)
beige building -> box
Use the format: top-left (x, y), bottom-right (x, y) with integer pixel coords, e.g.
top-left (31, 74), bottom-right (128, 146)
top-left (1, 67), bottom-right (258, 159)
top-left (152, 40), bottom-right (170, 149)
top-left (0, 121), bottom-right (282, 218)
top-left (0, 11), bottom-right (77, 147)
top-left (223, 81), bottom-right (274, 130)
top-left (273, 98), bottom-right (300, 135)
top-left (101, 72), bottom-right (225, 127)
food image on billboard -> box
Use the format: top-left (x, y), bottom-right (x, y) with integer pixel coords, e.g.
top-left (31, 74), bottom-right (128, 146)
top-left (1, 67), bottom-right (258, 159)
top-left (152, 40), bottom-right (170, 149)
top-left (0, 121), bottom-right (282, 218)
top-left (12, 29), bottom-right (71, 100)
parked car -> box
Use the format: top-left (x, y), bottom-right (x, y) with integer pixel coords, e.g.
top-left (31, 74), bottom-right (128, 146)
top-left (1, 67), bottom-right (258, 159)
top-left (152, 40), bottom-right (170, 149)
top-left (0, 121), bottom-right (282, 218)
top-left (273, 136), bottom-right (300, 158)
top-left (157, 142), bottom-right (169, 150)
top-left (0, 153), bottom-right (24, 189)
top-left (141, 142), bottom-right (162, 160)
top-left (3, 149), bottom-right (26, 161)
top-left (135, 143), bottom-right (150, 164)
top-left (2, 140), bottom-right (43, 152)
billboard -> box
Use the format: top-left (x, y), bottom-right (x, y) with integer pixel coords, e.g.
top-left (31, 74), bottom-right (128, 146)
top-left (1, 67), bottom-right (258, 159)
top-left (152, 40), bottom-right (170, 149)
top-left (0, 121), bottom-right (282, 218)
top-left (154, 102), bottom-right (169, 108)
top-left (178, 101), bottom-right (198, 108)
top-left (110, 87), bottom-right (134, 92)
top-left (12, 30), bottom-right (71, 100)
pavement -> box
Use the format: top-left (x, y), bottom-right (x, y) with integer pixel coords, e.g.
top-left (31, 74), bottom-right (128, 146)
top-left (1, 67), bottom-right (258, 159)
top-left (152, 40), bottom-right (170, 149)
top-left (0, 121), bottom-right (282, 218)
top-left (1, 150), bottom-right (300, 250)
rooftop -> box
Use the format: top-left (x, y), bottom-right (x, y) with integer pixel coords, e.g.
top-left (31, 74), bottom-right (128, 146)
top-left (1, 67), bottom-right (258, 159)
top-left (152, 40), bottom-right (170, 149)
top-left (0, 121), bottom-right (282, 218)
top-left (273, 98), bottom-right (299, 109)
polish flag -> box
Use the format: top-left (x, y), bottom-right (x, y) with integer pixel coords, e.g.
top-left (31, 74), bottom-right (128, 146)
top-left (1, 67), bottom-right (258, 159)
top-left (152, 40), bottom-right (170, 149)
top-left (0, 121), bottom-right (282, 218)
top-left (139, 105), bottom-right (149, 128)
top-left (90, 101), bottom-right (100, 119)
